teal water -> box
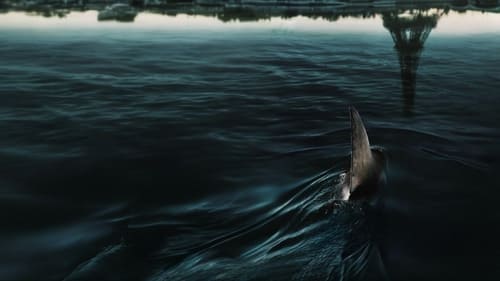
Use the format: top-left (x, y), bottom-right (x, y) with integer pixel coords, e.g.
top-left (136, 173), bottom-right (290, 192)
top-left (0, 8), bottom-right (499, 280)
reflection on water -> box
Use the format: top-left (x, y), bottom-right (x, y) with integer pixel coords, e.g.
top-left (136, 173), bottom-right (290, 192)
top-left (1, 2), bottom-right (500, 281)
top-left (1, 3), bottom-right (499, 114)
top-left (2, 0), bottom-right (500, 22)
top-left (383, 10), bottom-right (441, 114)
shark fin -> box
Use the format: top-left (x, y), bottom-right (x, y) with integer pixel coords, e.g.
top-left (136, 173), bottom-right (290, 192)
top-left (350, 107), bottom-right (373, 192)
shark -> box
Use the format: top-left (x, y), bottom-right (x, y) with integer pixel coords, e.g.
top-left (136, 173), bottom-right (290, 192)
top-left (334, 107), bottom-right (387, 202)
top-left (63, 107), bottom-right (389, 281)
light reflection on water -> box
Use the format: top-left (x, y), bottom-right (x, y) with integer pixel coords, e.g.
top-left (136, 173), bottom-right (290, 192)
top-left (0, 9), bottom-right (499, 34)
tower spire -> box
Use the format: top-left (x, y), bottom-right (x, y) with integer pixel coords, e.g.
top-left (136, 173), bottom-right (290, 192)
top-left (382, 10), bottom-right (440, 114)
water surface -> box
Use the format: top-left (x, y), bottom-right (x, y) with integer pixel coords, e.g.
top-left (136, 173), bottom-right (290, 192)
top-left (0, 7), bottom-right (500, 281)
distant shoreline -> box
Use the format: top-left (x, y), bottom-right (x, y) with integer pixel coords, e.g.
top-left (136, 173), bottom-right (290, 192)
top-left (1, 0), bottom-right (499, 21)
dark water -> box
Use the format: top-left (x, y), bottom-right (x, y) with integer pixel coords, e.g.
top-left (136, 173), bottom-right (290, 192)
top-left (1, 8), bottom-right (500, 281)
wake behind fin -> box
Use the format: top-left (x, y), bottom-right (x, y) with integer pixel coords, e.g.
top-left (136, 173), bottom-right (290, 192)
top-left (350, 107), bottom-right (373, 192)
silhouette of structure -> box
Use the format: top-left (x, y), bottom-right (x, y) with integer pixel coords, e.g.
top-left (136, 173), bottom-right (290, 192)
top-left (382, 10), bottom-right (441, 114)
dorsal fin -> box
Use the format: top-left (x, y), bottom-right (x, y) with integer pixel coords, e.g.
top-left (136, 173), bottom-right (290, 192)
top-left (350, 107), bottom-right (373, 191)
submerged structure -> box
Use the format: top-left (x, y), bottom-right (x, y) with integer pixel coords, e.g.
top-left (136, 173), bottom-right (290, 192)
top-left (2, 0), bottom-right (497, 112)
top-left (382, 10), bottom-right (441, 114)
